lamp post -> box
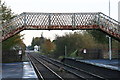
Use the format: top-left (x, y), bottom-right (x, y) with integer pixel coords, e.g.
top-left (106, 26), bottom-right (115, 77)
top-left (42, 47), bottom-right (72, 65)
top-left (108, 36), bottom-right (112, 60)
top-left (108, 0), bottom-right (112, 60)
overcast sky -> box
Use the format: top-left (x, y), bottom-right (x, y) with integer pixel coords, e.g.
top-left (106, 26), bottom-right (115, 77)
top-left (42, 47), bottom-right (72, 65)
top-left (2, 0), bottom-right (120, 46)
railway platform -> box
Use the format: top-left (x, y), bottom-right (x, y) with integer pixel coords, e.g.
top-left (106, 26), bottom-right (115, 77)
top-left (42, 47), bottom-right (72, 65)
top-left (78, 59), bottom-right (120, 71)
top-left (2, 62), bottom-right (38, 80)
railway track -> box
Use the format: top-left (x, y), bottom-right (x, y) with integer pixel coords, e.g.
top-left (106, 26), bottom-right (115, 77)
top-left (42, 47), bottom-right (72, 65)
top-left (28, 53), bottom-right (84, 80)
top-left (28, 53), bottom-right (63, 80)
top-left (28, 53), bottom-right (106, 80)
top-left (36, 54), bottom-right (106, 80)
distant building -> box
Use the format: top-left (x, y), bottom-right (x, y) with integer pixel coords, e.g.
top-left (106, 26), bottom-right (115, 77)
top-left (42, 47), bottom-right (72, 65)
top-left (34, 45), bottom-right (39, 52)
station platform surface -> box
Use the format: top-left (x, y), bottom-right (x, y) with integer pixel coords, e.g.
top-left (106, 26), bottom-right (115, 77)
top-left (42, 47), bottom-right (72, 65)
top-left (2, 62), bottom-right (38, 80)
top-left (79, 59), bottom-right (120, 71)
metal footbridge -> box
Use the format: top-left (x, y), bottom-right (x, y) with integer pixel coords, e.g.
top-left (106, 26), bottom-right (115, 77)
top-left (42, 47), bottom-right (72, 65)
top-left (1, 12), bottom-right (120, 42)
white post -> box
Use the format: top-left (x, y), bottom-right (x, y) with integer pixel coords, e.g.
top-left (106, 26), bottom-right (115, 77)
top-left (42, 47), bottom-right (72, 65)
top-left (109, 37), bottom-right (112, 60)
top-left (108, 0), bottom-right (112, 60)
top-left (118, 1), bottom-right (120, 59)
top-left (119, 1), bottom-right (120, 22)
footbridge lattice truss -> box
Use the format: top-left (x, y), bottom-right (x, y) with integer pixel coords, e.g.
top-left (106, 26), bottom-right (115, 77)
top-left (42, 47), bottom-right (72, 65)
top-left (1, 12), bottom-right (120, 42)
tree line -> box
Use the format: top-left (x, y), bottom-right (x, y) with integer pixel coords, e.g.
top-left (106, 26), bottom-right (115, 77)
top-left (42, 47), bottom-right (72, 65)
top-left (30, 30), bottom-right (120, 59)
